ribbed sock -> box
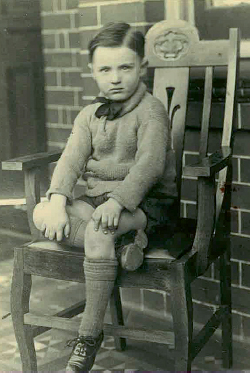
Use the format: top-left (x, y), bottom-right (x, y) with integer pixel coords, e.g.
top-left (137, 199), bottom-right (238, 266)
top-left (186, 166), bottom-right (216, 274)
top-left (79, 257), bottom-right (118, 338)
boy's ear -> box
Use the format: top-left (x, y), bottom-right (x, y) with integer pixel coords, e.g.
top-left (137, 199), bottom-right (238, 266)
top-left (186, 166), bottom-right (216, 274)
top-left (140, 58), bottom-right (148, 77)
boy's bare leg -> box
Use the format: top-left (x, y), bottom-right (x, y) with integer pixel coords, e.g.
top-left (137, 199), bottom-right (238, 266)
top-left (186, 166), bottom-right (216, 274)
top-left (33, 200), bottom-right (94, 248)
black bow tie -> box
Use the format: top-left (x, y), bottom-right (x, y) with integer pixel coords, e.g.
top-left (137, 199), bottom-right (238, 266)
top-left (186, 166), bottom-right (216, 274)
top-left (93, 97), bottom-right (123, 120)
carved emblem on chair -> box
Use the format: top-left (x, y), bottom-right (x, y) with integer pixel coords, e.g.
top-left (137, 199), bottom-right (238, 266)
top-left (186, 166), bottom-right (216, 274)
top-left (154, 31), bottom-right (189, 60)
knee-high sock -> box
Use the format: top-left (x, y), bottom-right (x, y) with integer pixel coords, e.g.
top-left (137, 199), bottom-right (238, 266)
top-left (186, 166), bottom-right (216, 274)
top-left (79, 257), bottom-right (118, 338)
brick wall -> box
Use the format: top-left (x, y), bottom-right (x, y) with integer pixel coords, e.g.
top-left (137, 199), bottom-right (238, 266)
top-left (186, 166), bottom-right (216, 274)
top-left (41, 0), bottom-right (250, 340)
top-left (41, 0), bottom-right (82, 151)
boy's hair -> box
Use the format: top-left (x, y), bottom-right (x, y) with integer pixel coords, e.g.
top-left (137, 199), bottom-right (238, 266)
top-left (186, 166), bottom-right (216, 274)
top-left (88, 22), bottom-right (145, 62)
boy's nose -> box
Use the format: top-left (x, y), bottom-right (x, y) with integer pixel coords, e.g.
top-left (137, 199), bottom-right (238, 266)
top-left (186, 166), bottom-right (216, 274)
top-left (111, 71), bottom-right (121, 84)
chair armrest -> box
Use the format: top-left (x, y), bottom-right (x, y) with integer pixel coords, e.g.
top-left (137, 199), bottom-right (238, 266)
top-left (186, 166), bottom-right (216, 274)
top-left (183, 146), bottom-right (232, 177)
top-left (1, 151), bottom-right (62, 171)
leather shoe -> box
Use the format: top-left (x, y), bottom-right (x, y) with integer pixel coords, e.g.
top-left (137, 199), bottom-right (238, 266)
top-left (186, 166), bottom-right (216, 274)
top-left (66, 331), bottom-right (104, 372)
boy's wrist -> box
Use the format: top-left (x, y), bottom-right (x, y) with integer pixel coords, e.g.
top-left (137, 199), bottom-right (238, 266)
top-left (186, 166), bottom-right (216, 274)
top-left (50, 193), bottom-right (67, 208)
top-left (109, 197), bottom-right (123, 211)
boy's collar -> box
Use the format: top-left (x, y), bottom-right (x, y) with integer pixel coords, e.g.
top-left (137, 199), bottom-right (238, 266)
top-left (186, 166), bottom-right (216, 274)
top-left (94, 82), bottom-right (147, 120)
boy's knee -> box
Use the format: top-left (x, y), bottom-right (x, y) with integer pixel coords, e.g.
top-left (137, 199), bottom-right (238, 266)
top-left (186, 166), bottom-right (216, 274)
top-left (84, 220), bottom-right (115, 260)
top-left (33, 201), bottom-right (49, 230)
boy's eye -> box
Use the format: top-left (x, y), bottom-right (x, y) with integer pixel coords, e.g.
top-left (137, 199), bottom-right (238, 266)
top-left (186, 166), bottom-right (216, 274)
top-left (100, 67), bottom-right (110, 72)
top-left (121, 65), bottom-right (131, 71)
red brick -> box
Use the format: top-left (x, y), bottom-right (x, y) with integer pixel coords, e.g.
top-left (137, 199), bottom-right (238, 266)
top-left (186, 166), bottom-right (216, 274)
top-left (72, 13), bottom-right (80, 28)
top-left (63, 0), bottom-right (78, 10)
top-left (240, 103), bottom-right (250, 130)
top-left (42, 14), bottom-right (71, 30)
top-left (242, 314), bottom-right (250, 337)
top-left (231, 208), bottom-right (239, 234)
top-left (45, 71), bottom-right (57, 86)
top-left (41, 0), bottom-right (54, 12)
top-left (232, 286), bottom-right (250, 313)
top-left (101, 2), bottom-right (145, 24)
top-left (234, 130), bottom-right (250, 156)
top-left (185, 153), bottom-right (199, 165)
top-left (82, 77), bottom-right (98, 96)
top-left (231, 234), bottom-right (250, 262)
top-left (59, 33), bottom-right (65, 48)
top-left (241, 211), bottom-right (250, 235)
top-left (46, 108), bottom-right (59, 123)
top-left (44, 52), bottom-right (73, 68)
top-left (232, 183), bottom-right (250, 210)
top-left (45, 90), bottom-right (75, 105)
top-left (185, 202), bottom-right (197, 219)
top-left (232, 157), bottom-right (238, 182)
top-left (242, 263), bottom-right (250, 288)
top-left (241, 158), bottom-right (250, 183)
top-left (79, 7), bottom-right (98, 27)
top-left (181, 177), bottom-right (197, 201)
top-left (61, 71), bottom-right (82, 87)
top-left (69, 31), bottom-right (80, 48)
top-left (42, 34), bottom-right (56, 49)
top-left (62, 109), bottom-right (68, 124)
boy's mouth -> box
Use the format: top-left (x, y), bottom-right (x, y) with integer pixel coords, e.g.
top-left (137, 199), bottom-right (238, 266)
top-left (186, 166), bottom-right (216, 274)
top-left (110, 88), bottom-right (123, 92)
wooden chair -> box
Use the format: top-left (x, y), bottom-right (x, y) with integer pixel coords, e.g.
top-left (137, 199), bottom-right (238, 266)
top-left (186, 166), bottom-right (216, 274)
top-left (2, 20), bottom-right (239, 371)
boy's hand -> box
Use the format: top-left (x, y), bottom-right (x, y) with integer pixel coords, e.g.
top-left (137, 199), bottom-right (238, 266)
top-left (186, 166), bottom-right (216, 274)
top-left (91, 198), bottom-right (123, 234)
top-left (42, 195), bottom-right (70, 241)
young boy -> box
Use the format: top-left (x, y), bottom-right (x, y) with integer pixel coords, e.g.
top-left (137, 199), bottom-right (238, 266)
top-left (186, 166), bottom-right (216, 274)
top-left (33, 22), bottom-right (177, 372)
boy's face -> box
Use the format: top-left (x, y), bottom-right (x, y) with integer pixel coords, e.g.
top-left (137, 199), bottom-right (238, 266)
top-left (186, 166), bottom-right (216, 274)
top-left (89, 46), bottom-right (146, 101)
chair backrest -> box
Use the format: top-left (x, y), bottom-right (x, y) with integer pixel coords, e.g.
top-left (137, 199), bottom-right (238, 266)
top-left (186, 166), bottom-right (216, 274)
top-left (145, 20), bottom-right (239, 214)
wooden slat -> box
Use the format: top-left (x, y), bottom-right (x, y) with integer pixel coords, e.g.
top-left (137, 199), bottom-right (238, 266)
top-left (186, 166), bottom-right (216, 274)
top-left (24, 169), bottom-right (41, 238)
top-left (147, 40), bottom-right (229, 68)
top-left (191, 306), bottom-right (226, 361)
top-left (183, 147), bottom-right (231, 177)
top-left (153, 67), bottom-right (189, 202)
top-left (24, 313), bottom-right (174, 345)
top-left (2, 151), bottom-right (61, 171)
top-left (216, 28), bottom-right (240, 223)
top-left (31, 300), bottom-right (86, 338)
top-left (199, 67), bottom-right (213, 159)
top-left (192, 175), bottom-right (216, 275)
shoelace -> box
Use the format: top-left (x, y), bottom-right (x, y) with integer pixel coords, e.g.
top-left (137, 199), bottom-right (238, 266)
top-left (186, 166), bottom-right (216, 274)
top-left (66, 337), bottom-right (95, 357)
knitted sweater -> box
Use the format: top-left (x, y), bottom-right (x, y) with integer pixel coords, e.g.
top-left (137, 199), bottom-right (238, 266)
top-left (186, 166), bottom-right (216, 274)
top-left (47, 82), bottom-right (177, 212)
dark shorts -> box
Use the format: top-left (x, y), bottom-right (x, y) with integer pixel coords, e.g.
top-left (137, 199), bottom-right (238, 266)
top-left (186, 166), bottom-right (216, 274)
top-left (77, 193), bottom-right (178, 236)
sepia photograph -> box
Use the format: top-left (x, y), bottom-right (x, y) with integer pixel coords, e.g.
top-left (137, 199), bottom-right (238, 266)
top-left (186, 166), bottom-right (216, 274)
top-left (0, 0), bottom-right (249, 371)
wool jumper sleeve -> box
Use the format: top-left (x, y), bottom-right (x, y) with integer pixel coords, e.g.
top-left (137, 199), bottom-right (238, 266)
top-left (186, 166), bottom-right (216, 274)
top-left (46, 109), bottom-right (92, 201)
top-left (108, 99), bottom-right (169, 212)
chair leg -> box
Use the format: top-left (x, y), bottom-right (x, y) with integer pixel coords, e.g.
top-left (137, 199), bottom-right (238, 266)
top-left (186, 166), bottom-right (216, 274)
top-left (11, 250), bottom-right (37, 372)
top-left (109, 286), bottom-right (126, 351)
top-left (220, 249), bottom-right (233, 369)
top-left (170, 262), bottom-right (193, 371)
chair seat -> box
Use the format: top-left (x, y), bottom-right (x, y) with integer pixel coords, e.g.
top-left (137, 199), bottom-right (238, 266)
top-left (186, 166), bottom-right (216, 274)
top-left (26, 218), bottom-right (196, 262)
